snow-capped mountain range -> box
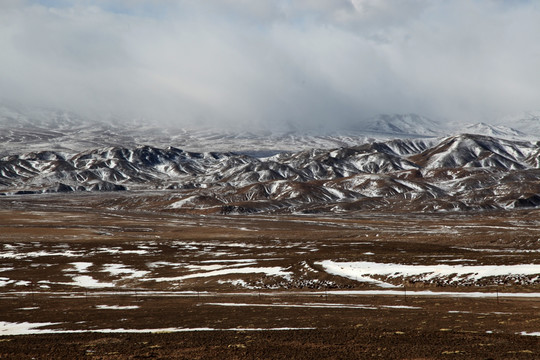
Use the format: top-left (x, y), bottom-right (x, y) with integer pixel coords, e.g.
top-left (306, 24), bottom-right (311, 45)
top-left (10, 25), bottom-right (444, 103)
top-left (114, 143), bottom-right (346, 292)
top-left (2, 104), bottom-right (540, 214)
top-left (2, 133), bottom-right (540, 213)
top-left (1, 104), bottom-right (539, 157)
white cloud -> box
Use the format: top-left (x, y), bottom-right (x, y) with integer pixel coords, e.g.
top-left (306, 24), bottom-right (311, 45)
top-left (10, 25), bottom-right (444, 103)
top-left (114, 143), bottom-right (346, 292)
top-left (0, 0), bottom-right (539, 129)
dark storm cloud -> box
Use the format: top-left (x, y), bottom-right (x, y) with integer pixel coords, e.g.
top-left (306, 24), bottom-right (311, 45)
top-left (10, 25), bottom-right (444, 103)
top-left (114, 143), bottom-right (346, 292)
top-left (1, 1), bottom-right (539, 130)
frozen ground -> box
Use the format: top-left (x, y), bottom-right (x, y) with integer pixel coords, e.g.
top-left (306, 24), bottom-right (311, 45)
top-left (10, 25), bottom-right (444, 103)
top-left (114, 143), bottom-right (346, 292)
top-left (1, 239), bottom-right (539, 292)
top-left (0, 197), bottom-right (539, 358)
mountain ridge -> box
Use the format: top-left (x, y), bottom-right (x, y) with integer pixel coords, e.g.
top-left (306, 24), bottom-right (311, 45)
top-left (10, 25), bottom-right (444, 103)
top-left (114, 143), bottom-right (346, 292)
top-left (3, 104), bottom-right (540, 157)
top-left (2, 134), bottom-right (540, 214)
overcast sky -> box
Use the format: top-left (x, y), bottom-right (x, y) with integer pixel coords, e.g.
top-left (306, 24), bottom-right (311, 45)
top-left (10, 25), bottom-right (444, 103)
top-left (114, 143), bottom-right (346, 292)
top-left (1, 0), bottom-right (539, 130)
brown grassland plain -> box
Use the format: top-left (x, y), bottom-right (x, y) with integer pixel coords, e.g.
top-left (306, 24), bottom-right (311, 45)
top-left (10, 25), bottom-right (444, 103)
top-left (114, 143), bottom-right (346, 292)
top-left (0, 193), bottom-right (539, 359)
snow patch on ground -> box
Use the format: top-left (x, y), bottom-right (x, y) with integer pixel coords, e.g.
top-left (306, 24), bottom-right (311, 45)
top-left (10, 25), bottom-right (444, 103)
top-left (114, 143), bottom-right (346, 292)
top-left (70, 275), bottom-right (115, 288)
top-left (0, 277), bottom-right (13, 287)
top-left (317, 260), bottom-right (540, 287)
top-left (217, 279), bottom-right (256, 288)
top-left (381, 305), bottom-right (422, 309)
top-left (0, 250), bottom-right (81, 259)
top-left (520, 332), bottom-right (540, 336)
top-left (146, 261), bottom-right (185, 268)
top-left (95, 305), bottom-right (140, 310)
top-left (204, 302), bottom-right (421, 310)
top-left (102, 263), bottom-right (150, 278)
top-left (96, 247), bottom-right (149, 255)
top-left (0, 321), bottom-right (60, 336)
top-left (0, 321), bottom-right (315, 336)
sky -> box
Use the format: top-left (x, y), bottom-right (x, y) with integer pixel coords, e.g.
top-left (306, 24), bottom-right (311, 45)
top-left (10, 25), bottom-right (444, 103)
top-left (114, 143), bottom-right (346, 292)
top-left (0, 0), bottom-right (539, 131)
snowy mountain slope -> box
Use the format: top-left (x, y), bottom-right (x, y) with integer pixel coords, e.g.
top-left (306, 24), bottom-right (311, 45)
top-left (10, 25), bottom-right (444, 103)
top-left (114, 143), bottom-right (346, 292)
top-left (0, 104), bottom-right (447, 156)
top-left (455, 123), bottom-right (525, 138)
top-left (496, 111), bottom-right (540, 136)
top-left (4, 103), bottom-right (540, 158)
top-left (360, 114), bottom-right (443, 137)
top-left (409, 134), bottom-right (532, 170)
top-left (0, 104), bottom-right (89, 130)
top-left (3, 134), bottom-right (540, 213)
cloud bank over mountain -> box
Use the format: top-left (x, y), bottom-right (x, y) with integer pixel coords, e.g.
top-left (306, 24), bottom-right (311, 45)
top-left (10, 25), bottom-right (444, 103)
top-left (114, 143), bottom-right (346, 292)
top-left (1, 1), bottom-right (539, 130)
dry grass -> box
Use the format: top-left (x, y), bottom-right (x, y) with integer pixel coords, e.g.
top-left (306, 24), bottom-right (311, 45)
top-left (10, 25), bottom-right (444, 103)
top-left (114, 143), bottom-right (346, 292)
top-left (1, 193), bottom-right (539, 358)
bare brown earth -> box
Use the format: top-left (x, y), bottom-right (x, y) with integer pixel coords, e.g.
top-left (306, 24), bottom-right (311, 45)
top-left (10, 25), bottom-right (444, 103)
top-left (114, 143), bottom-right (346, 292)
top-left (0, 193), bottom-right (539, 359)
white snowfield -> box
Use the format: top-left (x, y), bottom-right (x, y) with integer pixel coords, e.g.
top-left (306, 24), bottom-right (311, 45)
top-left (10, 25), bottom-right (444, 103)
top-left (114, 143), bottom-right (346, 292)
top-left (0, 321), bottom-right (314, 336)
top-left (67, 275), bottom-right (115, 289)
top-left (317, 260), bottom-right (540, 287)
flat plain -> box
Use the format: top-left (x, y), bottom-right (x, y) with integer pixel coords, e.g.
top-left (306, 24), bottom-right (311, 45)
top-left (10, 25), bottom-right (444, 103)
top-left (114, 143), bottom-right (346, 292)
top-left (1, 193), bottom-right (539, 359)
